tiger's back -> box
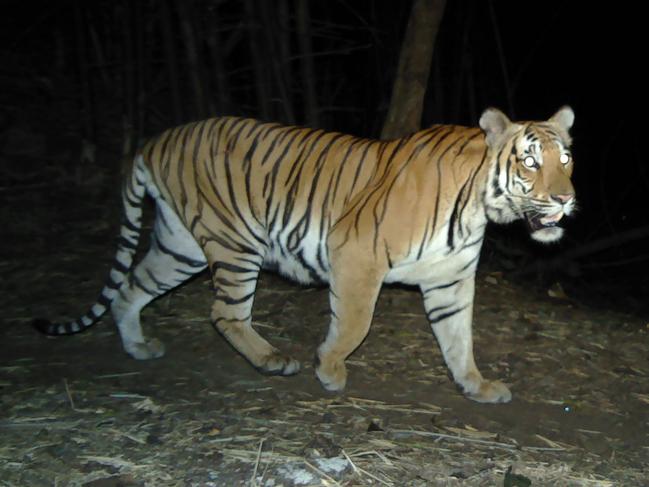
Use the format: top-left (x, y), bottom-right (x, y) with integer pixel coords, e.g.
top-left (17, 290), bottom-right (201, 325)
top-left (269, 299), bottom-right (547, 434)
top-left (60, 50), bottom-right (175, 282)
top-left (141, 117), bottom-right (487, 284)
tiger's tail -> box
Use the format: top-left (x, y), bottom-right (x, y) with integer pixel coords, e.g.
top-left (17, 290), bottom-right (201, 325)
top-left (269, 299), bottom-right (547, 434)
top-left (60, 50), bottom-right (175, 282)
top-left (33, 155), bottom-right (149, 336)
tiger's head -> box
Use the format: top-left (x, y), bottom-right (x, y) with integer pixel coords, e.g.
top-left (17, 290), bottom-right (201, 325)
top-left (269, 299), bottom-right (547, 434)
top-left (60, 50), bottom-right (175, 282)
top-left (479, 106), bottom-right (576, 243)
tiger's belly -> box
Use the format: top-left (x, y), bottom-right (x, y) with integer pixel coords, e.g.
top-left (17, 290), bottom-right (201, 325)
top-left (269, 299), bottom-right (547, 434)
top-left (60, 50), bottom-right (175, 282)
top-left (384, 252), bottom-right (478, 286)
top-left (260, 221), bottom-right (484, 288)
top-left (263, 235), bottom-right (330, 285)
top-left (384, 231), bottom-right (484, 286)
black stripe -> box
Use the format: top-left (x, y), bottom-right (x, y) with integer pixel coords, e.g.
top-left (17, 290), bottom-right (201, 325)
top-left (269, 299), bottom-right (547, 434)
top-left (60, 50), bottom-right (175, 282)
top-left (130, 273), bottom-right (156, 295)
top-left (97, 293), bottom-right (112, 308)
top-left (295, 249), bottom-right (322, 282)
top-left (422, 280), bottom-right (460, 295)
top-left (429, 305), bottom-right (467, 325)
top-left (212, 313), bottom-right (253, 328)
top-left (175, 267), bottom-right (203, 277)
top-left (145, 268), bottom-right (172, 292)
top-left (112, 258), bottom-right (130, 274)
top-left (210, 260), bottom-right (256, 275)
top-left (384, 240), bottom-right (393, 268)
top-left (426, 303), bottom-right (454, 320)
top-left (123, 192), bottom-right (142, 209)
top-left (492, 153), bottom-right (503, 197)
top-left (461, 237), bottom-right (484, 250)
top-left (117, 236), bottom-right (138, 251)
top-left (447, 180), bottom-right (469, 251)
top-left (154, 236), bottom-right (206, 268)
top-left (121, 217), bottom-right (140, 233)
top-left (222, 139), bottom-right (267, 248)
top-left (456, 130), bottom-right (482, 155)
top-left (416, 218), bottom-right (432, 260)
top-left (87, 307), bottom-right (100, 321)
top-left (460, 252), bottom-right (481, 272)
top-left (330, 137), bottom-right (361, 203)
top-left (105, 275), bottom-right (121, 290)
top-left (213, 291), bottom-right (255, 305)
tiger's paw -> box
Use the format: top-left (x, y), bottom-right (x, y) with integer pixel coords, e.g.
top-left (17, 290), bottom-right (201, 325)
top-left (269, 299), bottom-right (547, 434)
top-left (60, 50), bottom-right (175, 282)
top-left (257, 351), bottom-right (301, 376)
top-left (314, 354), bottom-right (347, 392)
top-left (465, 380), bottom-right (512, 404)
top-left (125, 338), bottom-right (166, 360)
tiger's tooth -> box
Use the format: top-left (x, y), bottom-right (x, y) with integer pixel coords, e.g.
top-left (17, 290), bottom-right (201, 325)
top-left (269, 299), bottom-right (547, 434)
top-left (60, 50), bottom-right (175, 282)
top-left (540, 211), bottom-right (564, 225)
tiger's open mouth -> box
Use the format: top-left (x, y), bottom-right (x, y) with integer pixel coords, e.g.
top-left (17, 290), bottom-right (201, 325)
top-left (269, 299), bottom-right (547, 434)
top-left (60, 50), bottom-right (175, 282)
top-left (525, 211), bottom-right (564, 232)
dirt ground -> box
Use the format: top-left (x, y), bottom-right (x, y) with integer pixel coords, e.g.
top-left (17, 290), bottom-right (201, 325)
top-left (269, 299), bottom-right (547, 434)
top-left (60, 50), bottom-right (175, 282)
top-left (2, 186), bottom-right (649, 486)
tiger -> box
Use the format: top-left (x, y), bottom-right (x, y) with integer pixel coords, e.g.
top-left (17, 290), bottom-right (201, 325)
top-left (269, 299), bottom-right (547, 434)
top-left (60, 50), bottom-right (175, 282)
top-left (34, 106), bottom-right (575, 403)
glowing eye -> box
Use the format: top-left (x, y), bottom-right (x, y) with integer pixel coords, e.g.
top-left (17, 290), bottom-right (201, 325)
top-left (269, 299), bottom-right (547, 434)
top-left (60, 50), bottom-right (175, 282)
top-left (523, 156), bottom-right (537, 168)
top-left (560, 153), bottom-right (571, 164)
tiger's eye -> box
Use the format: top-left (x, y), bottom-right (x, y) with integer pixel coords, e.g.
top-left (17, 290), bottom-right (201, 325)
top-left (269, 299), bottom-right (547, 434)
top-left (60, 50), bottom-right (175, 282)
top-left (523, 156), bottom-right (536, 168)
top-left (560, 153), bottom-right (570, 164)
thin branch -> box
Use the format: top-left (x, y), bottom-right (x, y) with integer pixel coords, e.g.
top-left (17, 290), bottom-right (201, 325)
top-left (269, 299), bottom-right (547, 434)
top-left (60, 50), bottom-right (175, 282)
top-left (250, 438), bottom-right (265, 487)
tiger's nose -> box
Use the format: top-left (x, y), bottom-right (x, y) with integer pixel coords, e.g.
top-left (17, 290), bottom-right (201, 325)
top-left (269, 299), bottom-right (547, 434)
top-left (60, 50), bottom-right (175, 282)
top-left (551, 193), bottom-right (574, 205)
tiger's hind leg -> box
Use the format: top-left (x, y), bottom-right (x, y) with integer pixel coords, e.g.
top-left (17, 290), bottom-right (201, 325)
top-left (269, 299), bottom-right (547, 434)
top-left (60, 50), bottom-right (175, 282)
top-left (205, 243), bottom-right (300, 376)
top-left (111, 198), bottom-right (207, 359)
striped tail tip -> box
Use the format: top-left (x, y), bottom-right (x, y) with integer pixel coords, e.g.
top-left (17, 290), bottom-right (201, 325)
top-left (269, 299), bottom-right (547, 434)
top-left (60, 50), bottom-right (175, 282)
top-left (32, 318), bottom-right (88, 336)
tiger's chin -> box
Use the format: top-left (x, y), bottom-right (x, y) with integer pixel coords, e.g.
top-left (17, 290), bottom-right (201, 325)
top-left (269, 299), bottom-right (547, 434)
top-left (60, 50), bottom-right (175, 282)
top-left (530, 225), bottom-right (564, 243)
top-left (526, 211), bottom-right (565, 243)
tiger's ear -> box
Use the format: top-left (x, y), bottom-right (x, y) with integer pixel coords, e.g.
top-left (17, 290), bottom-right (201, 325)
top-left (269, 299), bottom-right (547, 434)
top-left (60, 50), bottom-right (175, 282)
top-left (479, 108), bottom-right (512, 148)
top-left (549, 106), bottom-right (574, 132)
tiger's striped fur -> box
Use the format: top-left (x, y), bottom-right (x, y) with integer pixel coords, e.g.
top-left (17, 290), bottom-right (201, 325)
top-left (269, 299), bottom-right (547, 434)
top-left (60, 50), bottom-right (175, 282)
top-left (35, 107), bottom-right (575, 403)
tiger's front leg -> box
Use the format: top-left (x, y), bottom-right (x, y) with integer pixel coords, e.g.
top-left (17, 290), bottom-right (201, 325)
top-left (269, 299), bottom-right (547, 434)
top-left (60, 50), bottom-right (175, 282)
top-left (421, 276), bottom-right (511, 403)
top-left (315, 242), bottom-right (385, 392)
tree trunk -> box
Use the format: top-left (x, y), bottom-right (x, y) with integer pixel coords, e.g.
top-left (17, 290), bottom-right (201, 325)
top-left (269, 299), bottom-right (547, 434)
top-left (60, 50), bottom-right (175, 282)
top-left (121, 0), bottom-right (135, 157)
top-left (74, 0), bottom-right (96, 177)
top-left (244, 0), bottom-right (271, 120)
top-left (381, 0), bottom-right (446, 140)
top-left (488, 0), bottom-right (514, 118)
top-left (206, 9), bottom-right (231, 115)
top-left (161, 0), bottom-right (183, 124)
top-left (176, 0), bottom-right (208, 119)
top-left (260, 1), bottom-right (295, 124)
top-left (296, 0), bottom-right (318, 127)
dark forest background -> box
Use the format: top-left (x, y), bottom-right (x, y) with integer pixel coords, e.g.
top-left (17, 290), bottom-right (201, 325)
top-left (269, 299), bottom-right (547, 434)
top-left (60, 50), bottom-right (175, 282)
top-left (1, 1), bottom-right (647, 316)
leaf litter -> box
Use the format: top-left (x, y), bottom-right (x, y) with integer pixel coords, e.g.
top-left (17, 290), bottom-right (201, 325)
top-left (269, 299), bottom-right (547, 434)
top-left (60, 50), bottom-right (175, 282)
top-left (2, 204), bottom-right (648, 485)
